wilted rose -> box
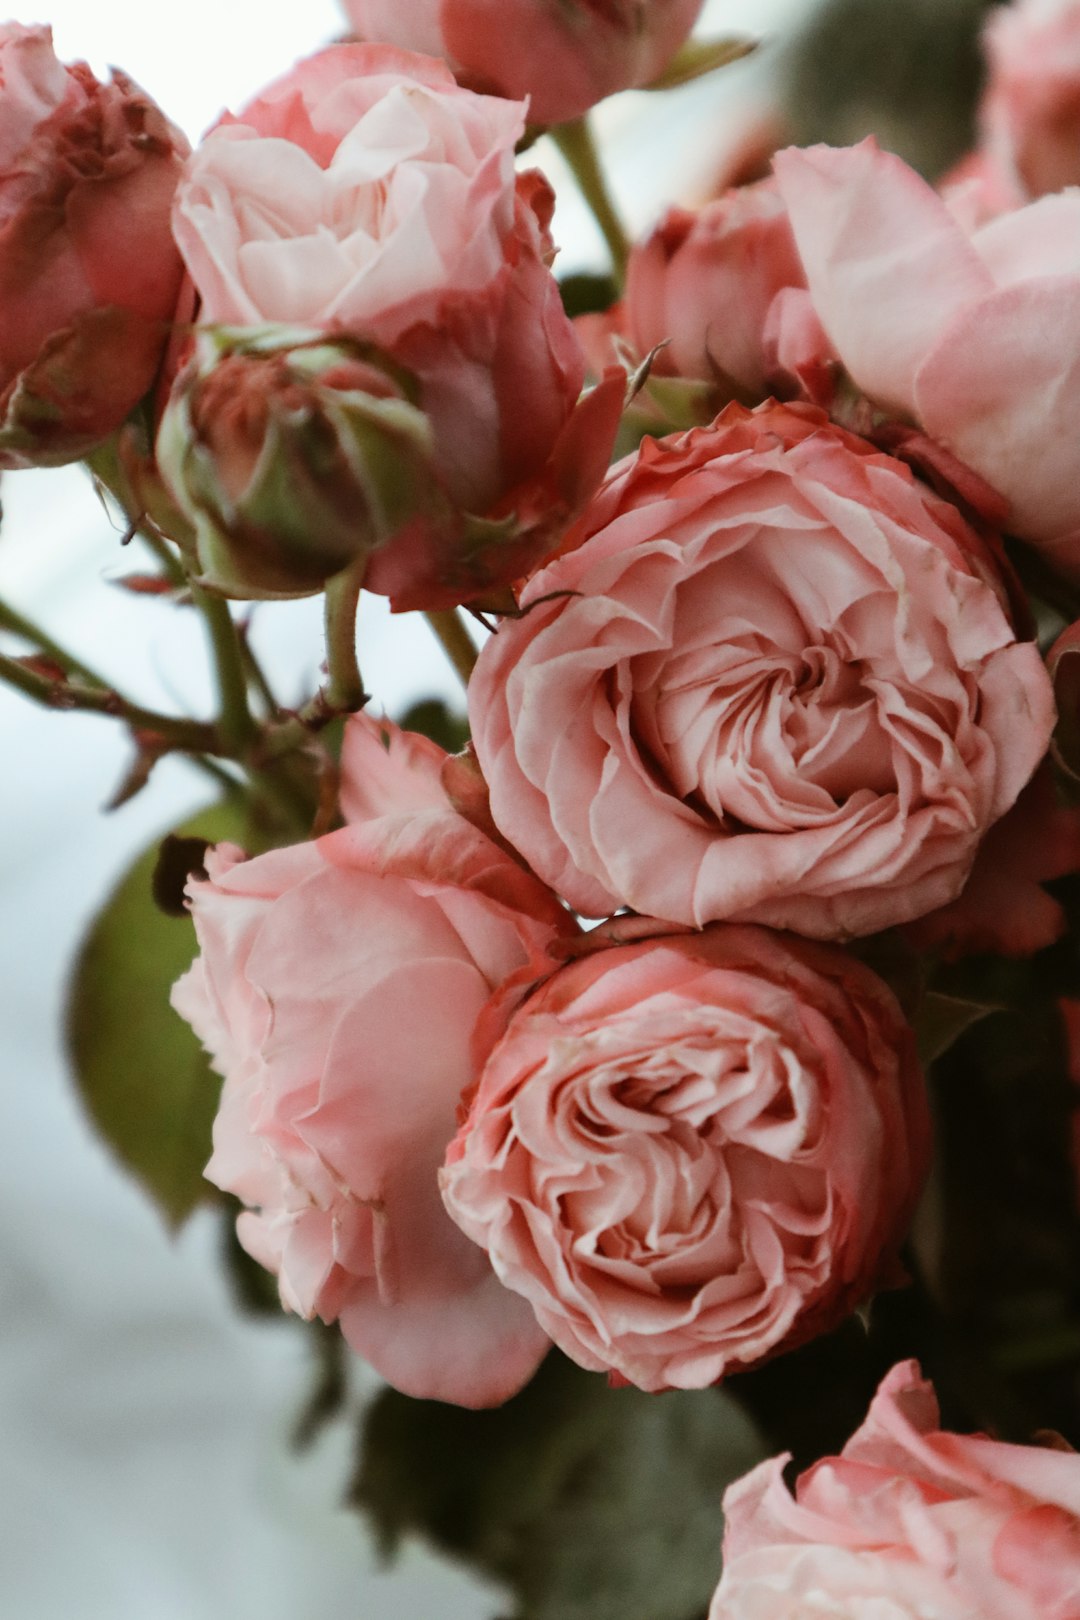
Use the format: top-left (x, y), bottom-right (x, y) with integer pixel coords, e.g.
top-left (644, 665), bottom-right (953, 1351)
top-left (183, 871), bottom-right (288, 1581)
top-left (340, 0), bottom-right (705, 127)
top-left (711, 1359), bottom-right (1080, 1620)
top-left (470, 401), bottom-right (1054, 939)
top-left (442, 926), bottom-right (929, 1391)
top-left (171, 712), bottom-right (571, 1406)
top-left (0, 23), bottom-right (187, 466)
top-left (171, 44), bottom-right (622, 608)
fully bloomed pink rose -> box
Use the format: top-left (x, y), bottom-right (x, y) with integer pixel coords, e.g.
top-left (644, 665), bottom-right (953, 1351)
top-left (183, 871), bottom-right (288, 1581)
top-left (170, 713), bottom-right (573, 1406)
top-left (625, 181), bottom-right (807, 400)
top-left (470, 401), bottom-right (1054, 939)
top-left (170, 44), bottom-right (621, 609)
top-left (710, 1360), bottom-right (1080, 1620)
top-left (0, 24), bottom-right (187, 466)
top-left (340, 0), bottom-right (704, 127)
top-left (442, 926), bottom-right (929, 1392)
top-left (773, 137), bottom-right (1080, 574)
top-left (982, 0), bottom-right (1080, 200)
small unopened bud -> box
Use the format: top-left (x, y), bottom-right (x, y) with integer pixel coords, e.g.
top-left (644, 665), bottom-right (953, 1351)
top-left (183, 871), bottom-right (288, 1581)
top-left (156, 328), bottom-right (452, 599)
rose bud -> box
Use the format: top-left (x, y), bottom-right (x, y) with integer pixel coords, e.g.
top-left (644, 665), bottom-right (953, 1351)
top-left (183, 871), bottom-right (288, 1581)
top-left (0, 23), bottom-right (187, 467)
top-left (442, 926), bottom-right (929, 1392)
top-left (469, 400), bottom-right (1054, 940)
top-left (339, 0), bottom-right (705, 127)
top-left (171, 713), bottom-right (574, 1407)
top-left (172, 45), bottom-right (623, 610)
top-left (981, 0), bottom-right (1080, 200)
top-left (625, 180), bottom-right (808, 403)
top-left (156, 328), bottom-right (451, 598)
top-left (711, 1359), bottom-right (1080, 1619)
top-left (773, 138), bottom-right (1080, 575)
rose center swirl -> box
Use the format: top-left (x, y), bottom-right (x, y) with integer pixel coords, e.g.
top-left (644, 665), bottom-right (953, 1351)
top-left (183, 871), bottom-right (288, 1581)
top-left (529, 1017), bottom-right (830, 1289)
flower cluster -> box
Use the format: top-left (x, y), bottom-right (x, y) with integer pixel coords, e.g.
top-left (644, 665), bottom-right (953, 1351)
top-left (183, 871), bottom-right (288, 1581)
top-left (154, 4), bottom-right (1073, 1422)
top-left (12, 1), bottom-right (1080, 1609)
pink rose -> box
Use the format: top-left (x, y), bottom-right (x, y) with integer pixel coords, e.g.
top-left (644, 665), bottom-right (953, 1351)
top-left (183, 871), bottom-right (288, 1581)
top-left (170, 712), bottom-right (573, 1406)
top-left (773, 137), bottom-right (1080, 574)
top-left (469, 401), bottom-right (1054, 939)
top-left (340, 0), bottom-right (704, 127)
top-left (442, 926), bottom-right (929, 1392)
top-left (0, 24), bottom-right (187, 467)
top-left (170, 44), bottom-right (622, 609)
top-left (982, 0), bottom-right (1080, 200)
top-left (625, 181), bottom-right (807, 400)
top-left (711, 1360), bottom-right (1080, 1620)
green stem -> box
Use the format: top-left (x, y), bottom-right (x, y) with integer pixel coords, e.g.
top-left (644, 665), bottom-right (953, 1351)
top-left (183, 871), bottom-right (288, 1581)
top-left (550, 117), bottom-right (630, 285)
top-left (137, 526), bottom-right (188, 588)
top-left (0, 597), bottom-right (108, 687)
top-left (425, 609), bottom-right (479, 691)
top-left (0, 651), bottom-right (218, 752)
top-left (190, 584), bottom-right (259, 755)
top-left (237, 618), bottom-right (281, 718)
top-left (322, 558), bottom-right (367, 714)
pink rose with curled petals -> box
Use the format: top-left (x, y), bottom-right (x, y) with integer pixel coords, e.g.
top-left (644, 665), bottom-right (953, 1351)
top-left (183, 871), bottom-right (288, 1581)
top-left (442, 926), bottom-right (929, 1392)
top-left (773, 137), bottom-right (1080, 574)
top-left (169, 44), bottom-right (622, 609)
top-left (339, 0), bottom-right (704, 127)
top-left (625, 180), bottom-right (807, 401)
top-left (170, 712), bottom-right (574, 1407)
top-left (469, 400), bottom-right (1054, 940)
top-left (710, 1359), bottom-right (1080, 1620)
top-left (0, 23), bottom-right (187, 467)
top-left (982, 0), bottom-right (1080, 200)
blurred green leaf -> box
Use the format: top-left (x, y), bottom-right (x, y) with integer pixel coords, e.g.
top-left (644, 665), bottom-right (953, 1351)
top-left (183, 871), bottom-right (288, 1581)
top-left (66, 799), bottom-right (253, 1229)
top-left (644, 36), bottom-right (756, 91)
top-left (399, 696), bottom-right (469, 755)
top-left (915, 989), bottom-right (1000, 1066)
top-left (352, 1350), bottom-right (764, 1620)
top-left (557, 272), bottom-right (619, 322)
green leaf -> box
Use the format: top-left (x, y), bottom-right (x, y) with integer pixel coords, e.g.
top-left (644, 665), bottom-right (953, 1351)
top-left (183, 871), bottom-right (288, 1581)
top-left (399, 696), bottom-right (469, 755)
top-left (643, 36), bottom-right (756, 91)
top-left (557, 272), bottom-right (619, 321)
top-left (66, 800), bottom-right (253, 1229)
top-left (915, 989), bottom-right (1001, 1065)
top-left (352, 1351), bottom-right (764, 1620)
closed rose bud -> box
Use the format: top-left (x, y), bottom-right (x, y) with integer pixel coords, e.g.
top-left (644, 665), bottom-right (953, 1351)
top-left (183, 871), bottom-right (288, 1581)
top-left (340, 0), bottom-right (705, 126)
top-left (0, 24), bottom-right (188, 467)
top-left (625, 180), bottom-right (808, 402)
top-left (157, 328), bottom-right (452, 598)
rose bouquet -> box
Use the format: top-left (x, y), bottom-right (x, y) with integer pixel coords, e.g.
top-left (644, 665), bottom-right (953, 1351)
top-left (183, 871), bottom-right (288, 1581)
top-left (5, 0), bottom-right (1080, 1614)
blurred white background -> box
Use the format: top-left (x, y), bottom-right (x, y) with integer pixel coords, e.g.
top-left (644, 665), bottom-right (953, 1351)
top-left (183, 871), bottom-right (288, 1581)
top-left (0, 1), bottom-right (809, 1615)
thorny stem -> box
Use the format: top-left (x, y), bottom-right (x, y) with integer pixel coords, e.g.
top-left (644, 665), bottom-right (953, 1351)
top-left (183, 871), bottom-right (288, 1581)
top-left (550, 116), bottom-right (630, 285)
top-left (425, 609), bottom-right (479, 692)
top-left (0, 651), bottom-right (219, 752)
top-left (0, 596), bottom-right (110, 688)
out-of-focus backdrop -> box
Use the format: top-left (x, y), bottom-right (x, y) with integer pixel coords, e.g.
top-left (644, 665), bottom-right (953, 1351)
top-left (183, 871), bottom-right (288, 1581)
top-left (0, 0), bottom-right (992, 1614)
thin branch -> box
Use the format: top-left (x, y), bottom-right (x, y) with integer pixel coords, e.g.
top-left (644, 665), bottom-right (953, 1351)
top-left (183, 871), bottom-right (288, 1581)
top-left (322, 558), bottom-right (368, 714)
top-left (425, 609), bottom-right (479, 691)
top-left (550, 116), bottom-right (629, 285)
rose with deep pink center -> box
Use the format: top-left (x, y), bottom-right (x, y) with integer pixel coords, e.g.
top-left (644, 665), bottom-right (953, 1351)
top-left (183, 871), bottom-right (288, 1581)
top-left (442, 925), bottom-right (929, 1391)
top-left (469, 401), bottom-right (1054, 939)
